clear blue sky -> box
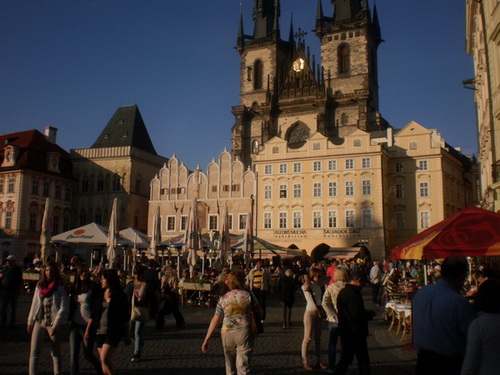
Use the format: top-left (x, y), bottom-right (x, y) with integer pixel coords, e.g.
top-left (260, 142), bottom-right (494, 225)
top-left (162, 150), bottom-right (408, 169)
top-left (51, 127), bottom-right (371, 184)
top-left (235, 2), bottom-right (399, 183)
top-left (0, 1), bottom-right (477, 170)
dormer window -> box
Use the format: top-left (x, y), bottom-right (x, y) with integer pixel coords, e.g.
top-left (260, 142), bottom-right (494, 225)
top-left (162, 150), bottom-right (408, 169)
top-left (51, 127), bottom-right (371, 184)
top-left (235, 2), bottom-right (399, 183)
top-left (2, 146), bottom-right (18, 167)
top-left (47, 152), bottom-right (60, 173)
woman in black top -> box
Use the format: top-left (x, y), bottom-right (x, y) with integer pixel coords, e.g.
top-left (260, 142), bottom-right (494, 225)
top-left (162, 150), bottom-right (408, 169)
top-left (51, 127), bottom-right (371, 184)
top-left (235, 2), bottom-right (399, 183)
top-left (85, 269), bottom-right (130, 375)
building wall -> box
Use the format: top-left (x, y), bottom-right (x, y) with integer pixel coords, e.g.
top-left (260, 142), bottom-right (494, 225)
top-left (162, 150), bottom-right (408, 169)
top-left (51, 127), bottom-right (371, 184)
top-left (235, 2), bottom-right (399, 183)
top-left (466, 0), bottom-right (500, 212)
top-left (71, 146), bottom-right (167, 234)
top-left (149, 150), bottom-right (256, 243)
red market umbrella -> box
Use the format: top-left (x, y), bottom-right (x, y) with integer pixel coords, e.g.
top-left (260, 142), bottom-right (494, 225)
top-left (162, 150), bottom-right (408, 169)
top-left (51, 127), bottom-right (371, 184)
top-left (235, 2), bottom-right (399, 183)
top-left (391, 206), bottom-right (500, 260)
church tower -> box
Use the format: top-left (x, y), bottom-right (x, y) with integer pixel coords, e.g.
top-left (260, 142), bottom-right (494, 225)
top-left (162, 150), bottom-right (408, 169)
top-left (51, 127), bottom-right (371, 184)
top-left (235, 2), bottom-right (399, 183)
top-left (231, 0), bottom-right (387, 167)
top-left (315, 0), bottom-right (384, 136)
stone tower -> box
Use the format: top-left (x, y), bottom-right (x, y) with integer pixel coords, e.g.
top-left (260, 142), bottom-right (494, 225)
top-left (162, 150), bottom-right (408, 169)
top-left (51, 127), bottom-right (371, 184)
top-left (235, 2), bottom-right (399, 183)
top-left (231, 0), bottom-right (387, 167)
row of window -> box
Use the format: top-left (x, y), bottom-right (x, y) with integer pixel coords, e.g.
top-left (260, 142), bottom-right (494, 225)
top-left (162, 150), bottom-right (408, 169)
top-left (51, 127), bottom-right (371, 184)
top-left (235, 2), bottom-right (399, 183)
top-left (30, 180), bottom-right (72, 200)
top-left (395, 160), bottom-right (428, 173)
top-left (160, 214), bottom-right (249, 233)
top-left (265, 180), bottom-right (373, 199)
top-left (264, 158), bottom-right (372, 175)
top-left (263, 209), bottom-right (373, 229)
top-left (28, 211), bottom-right (70, 234)
top-left (394, 211), bottom-right (430, 230)
top-left (394, 182), bottom-right (430, 199)
top-left (0, 178), bottom-right (15, 194)
top-left (80, 175), bottom-right (121, 193)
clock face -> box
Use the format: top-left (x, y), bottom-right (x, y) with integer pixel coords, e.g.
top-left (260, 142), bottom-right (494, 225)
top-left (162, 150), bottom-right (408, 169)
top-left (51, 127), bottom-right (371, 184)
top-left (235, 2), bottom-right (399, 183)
top-left (293, 58), bottom-right (305, 72)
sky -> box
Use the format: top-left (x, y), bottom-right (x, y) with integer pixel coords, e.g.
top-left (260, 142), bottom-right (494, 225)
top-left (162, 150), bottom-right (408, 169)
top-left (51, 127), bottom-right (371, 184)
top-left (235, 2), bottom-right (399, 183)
top-left (0, 1), bottom-right (477, 170)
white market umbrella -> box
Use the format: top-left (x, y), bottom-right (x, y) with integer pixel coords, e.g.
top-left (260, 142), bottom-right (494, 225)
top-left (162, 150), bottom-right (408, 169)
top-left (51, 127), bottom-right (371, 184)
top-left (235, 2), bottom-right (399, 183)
top-left (106, 198), bottom-right (118, 268)
top-left (149, 206), bottom-right (162, 262)
top-left (40, 197), bottom-right (52, 265)
top-left (120, 227), bottom-right (151, 249)
top-left (217, 205), bottom-right (230, 266)
top-left (243, 211), bottom-right (254, 268)
top-left (186, 198), bottom-right (200, 275)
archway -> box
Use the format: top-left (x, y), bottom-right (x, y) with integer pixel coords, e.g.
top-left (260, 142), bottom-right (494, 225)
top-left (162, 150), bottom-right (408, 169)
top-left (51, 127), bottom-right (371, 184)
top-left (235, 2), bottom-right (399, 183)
top-left (311, 243), bottom-right (330, 263)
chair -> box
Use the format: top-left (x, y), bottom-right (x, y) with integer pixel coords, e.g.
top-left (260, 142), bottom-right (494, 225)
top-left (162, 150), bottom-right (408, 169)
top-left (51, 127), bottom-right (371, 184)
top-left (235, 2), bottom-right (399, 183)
top-left (401, 312), bottom-right (412, 342)
top-left (396, 311), bottom-right (405, 335)
top-left (387, 307), bottom-right (398, 331)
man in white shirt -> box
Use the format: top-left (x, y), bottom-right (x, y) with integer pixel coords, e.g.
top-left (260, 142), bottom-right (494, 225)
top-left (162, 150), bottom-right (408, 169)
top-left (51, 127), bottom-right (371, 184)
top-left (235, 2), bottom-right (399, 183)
top-left (369, 261), bottom-right (382, 305)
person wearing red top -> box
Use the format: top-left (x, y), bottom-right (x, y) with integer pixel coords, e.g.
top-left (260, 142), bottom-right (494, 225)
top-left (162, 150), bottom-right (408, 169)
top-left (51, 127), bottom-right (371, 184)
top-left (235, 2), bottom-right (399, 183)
top-left (326, 260), bottom-right (339, 285)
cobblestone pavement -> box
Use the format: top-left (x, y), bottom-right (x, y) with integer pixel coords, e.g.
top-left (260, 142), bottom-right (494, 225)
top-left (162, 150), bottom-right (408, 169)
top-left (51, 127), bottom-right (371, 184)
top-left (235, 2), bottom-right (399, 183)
top-left (0, 289), bottom-right (416, 374)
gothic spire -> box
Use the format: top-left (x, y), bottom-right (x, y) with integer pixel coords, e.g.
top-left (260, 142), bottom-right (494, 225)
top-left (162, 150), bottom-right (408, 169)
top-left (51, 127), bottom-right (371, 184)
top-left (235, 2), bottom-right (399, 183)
top-left (372, 2), bottom-right (382, 45)
top-left (253, 0), bottom-right (279, 39)
top-left (237, 4), bottom-right (245, 53)
top-left (332, 0), bottom-right (363, 22)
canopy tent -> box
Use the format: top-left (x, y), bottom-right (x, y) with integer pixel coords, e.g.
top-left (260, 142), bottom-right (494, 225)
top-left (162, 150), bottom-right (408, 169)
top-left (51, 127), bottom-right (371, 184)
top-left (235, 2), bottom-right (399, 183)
top-left (119, 228), bottom-right (151, 249)
top-left (390, 206), bottom-right (500, 260)
top-left (232, 236), bottom-right (301, 260)
top-left (324, 246), bottom-right (371, 260)
top-left (51, 223), bottom-right (132, 245)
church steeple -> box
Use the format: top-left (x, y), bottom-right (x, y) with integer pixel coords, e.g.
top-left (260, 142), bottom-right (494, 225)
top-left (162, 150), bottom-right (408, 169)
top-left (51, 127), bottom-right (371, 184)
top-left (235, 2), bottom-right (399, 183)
top-left (332, 0), bottom-right (364, 22)
top-left (253, 0), bottom-right (279, 39)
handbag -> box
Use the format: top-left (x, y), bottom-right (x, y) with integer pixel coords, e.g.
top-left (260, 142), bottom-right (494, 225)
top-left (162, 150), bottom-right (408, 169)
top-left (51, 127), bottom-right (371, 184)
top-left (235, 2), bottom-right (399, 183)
top-left (307, 289), bottom-right (326, 320)
top-left (249, 292), bottom-right (264, 336)
top-left (131, 282), bottom-right (150, 323)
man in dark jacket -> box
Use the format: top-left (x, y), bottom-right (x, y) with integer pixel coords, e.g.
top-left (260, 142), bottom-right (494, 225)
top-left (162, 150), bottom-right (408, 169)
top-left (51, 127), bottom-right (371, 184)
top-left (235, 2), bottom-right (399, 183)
top-left (1, 255), bottom-right (23, 326)
top-left (333, 270), bottom-right (372, 375)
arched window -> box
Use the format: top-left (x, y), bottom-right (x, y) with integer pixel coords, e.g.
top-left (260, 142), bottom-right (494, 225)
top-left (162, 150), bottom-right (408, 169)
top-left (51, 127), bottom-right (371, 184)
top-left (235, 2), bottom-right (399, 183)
top-left (338, 44), bottom-right (350, 74)
top-left (81, 176), bottom-right (89, 192)
top-left (253, 59), bottom-right (263, 90)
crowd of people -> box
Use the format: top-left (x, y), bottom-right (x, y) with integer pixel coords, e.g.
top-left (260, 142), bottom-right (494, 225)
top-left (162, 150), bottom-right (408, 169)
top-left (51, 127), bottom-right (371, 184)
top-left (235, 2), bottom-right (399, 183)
top-left (0, 253), bottom-right (499, 375)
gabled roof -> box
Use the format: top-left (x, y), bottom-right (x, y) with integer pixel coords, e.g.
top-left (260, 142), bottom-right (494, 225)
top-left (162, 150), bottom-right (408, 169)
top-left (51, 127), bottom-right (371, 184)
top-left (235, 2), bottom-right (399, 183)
top-left (91, 105), bottom-right (157, 155)
top-left (0, 129), bottom-right (72, 177)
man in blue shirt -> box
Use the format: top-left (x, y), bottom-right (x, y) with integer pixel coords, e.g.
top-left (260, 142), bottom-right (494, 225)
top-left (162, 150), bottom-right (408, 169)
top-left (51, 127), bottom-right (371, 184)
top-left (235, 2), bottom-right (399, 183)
top-left (413, 257), bottom-right (475, 375)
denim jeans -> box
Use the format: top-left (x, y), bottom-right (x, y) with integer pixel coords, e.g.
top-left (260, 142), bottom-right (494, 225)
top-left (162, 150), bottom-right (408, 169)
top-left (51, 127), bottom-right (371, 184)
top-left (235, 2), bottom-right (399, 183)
top-left (327, 322), bottom-right (340, 371)
top-left (29, 322), bottom-right (62, 375)
top-left (131, 320), bottom-right (145, 355)
top-left (69, 323), bottom-right (102, 375)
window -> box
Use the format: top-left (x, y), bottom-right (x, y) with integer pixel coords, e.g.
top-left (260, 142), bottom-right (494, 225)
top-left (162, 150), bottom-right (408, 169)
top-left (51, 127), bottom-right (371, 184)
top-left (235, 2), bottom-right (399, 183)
top-left (362, 180), bottom-right (371, 196)
top-left (228, 215), bottom-right (233, 231)
top-left (345, 210), bottom-right (355, 228)
top-left (345, 159), bottom-right (354, 169)
top-left (231, 184), bottom-right (240, 192)
top-left (328, 160), bottom-right (337, 170)
top-left (167, 216), bottom-right (176, 231)
top-left (264, 185), bottom-right (272, 200)
top-left (82, 177), bottom-right (89, 192)
top-left (420, 211), bottom-right (430, 229)
top-left (279, 184), bottom-right (287, 199)
top-left (272, 146), bottom-right (279, 154)
top-left (65, 187), bottom-right (71, 201)
top-left (395, 162), bottom-right (405, 173)
top-left (328, 211), bottom-right (337, 228)
top-left (55, 185), bottom-right (61, 200)
top-left (353, 139), bottom-right (361, 147)
top-left (293, 211), bottom-right (302, 228)
top-left (396, 212), bottom-right (405, 230)
top-left (29, 212), bottom-right (37, 231)
top-left (264, 165), bottom-right (272, 175)
top-left (52, 215), bottom-right (59, 234)
top-left (328, 181), bottom-right (337, 197)
top-left (96, 175), bottom-right (104, 192)
top-left (293, 183), bottom-right (302, 198)
top-left (279, 212), bottom-right (287, 229)
top-left (313, 211), bottom-right (322, 228)
top-left (419, 160), bottom-right (428, 171)
top-left (313, 182), bottom-right (322, 198)
top-left (31, 180), bottom-right (38, 195)
top-left (293, 162), bottom-right (302, 173)
top-left (264, 212), bottom-right (272, 229)
top-left (362, 209), bottom-right (372, 228)
top-left (63, 216), bottom-right (70, 232)
top-left (208, 215), bottom-right (218, 230)
top-left (7, 178), bottom-right (15, 193)
top-left (420, 182), bottom-right (429, 198)
top-left (211, 185), bottom-right (218, 193)
top-left (338, 44), bottom-right (350, 74)
top-left (279, 164), bottom-right (287, 174)
top-left (43, 182), bottom-right (50, 197)
top-left (313, 161), bottom-right (322, 171)
top-left (0, 179), bottom-right (3, 194)
top-left (409, 141), bottom-right (417, 150)
top-left (362, 158), bottom-right (371, 168)
top-left (112, 175), bottom-right (120, 191)
top-left (313, 143), bottom-right (320, 150)
top-left (5, 211), bottom-right (12, 230)
top-left (222, 185), bottom-right (230, 192)
top-left (345, 180), bottom-right (354, 196)
top-left (95, 209), bottom-right (102, 225)
top-left (395, 184), bottom-right (405, 199)
top-left (254, 59), bottom-right (263, 90)
top-left (239, 214), bottom-right (248, 230)
top-left (181, 216), bottom-right (188, 231)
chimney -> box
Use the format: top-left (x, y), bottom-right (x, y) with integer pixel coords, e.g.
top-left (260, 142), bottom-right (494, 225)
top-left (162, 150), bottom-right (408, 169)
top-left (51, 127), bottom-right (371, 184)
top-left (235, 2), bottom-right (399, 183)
top-left (44, 126), bottom-right (58, 144)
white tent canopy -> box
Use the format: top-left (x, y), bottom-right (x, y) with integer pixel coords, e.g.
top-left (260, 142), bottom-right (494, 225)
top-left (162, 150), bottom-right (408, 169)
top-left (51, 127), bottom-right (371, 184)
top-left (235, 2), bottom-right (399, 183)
top-left (119, 227), bottom-right (151, 249)
top-left (52, 223), bottom-right (131, 245)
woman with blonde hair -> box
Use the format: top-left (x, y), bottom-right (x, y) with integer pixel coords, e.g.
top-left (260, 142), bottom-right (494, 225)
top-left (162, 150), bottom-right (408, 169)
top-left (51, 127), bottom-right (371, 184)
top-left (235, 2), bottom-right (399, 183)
top-left (322, 267), bottom-right (349, 373)
top-left (202, 270), bottom-right (258, 375)
top-left (27, 262), bottom-right (69, 375)
top-left (301, 267), bottom-right (327, 371)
